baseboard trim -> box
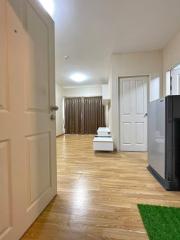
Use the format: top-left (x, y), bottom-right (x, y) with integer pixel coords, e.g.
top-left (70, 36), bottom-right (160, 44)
top-left (56, 133), bottom-right (65, 137)
top-left (147, 165), bottom-right (180, 191)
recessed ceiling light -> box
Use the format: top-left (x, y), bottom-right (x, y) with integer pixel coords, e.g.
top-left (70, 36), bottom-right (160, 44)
top-left (38, 0), bottom-right (54, 17)
top-left (70, 73), bottom-right (88, 83)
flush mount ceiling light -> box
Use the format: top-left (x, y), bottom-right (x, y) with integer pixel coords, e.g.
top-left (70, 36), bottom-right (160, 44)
top-left (38, 0), bottom-right (54, 17)
top-left (70, 73), bottom-right (88, 83)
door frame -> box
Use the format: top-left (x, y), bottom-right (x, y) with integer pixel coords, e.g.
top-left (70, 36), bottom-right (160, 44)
top-left (118, 75), bottom-right (150, 152)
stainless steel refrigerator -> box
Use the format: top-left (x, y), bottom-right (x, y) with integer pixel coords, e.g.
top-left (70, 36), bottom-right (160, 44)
top-left (148, 95), bottom-right (180, 190)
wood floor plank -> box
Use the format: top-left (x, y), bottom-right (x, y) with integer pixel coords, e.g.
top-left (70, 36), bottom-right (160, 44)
top-left (22, 135), bottom-right (180, 239)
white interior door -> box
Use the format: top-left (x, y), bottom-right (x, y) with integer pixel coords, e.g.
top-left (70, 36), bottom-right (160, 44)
top-left (120, 76), bottom-right (148, 151)
top-left (0, 1), bottom-right (56, 240)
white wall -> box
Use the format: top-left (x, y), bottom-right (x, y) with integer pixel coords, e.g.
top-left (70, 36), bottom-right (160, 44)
top-left (110, 50), bottom-right (163, 150)
top-left (163, 31), bottom-right (180, 95)
top-left (63, 85), bottom-right (102, 97)
top-left (56, 83), bottom-right (64, 136)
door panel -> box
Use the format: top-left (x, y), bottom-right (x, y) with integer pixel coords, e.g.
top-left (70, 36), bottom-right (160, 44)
top-left (122, 80), bottom-right (131, 114)
top-left (135, 122), bottom-right (144, 144)
top-left (25, 2), bottom-right (50, 112)
top-left (0, 0), bottom-right (8, 111)
top-left (135, 79), bottom-right (145, 114)
top-left (122, 122), bottom-right (132, 144)
top-left (0, 141), bottom-right (11, 237)
top-left (120, 77), bottom-right (148, 151)
top-left (26, 133), bottom-right (51, 207)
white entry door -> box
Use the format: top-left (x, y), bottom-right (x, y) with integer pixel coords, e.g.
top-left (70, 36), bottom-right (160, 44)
top-left (120, 76), bottom-right (148, 151)
top-left (0, 1), bottom-right (57, 240)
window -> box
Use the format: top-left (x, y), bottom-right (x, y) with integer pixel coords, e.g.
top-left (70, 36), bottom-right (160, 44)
top-left (171, 65), bottom-right (180, 95)
top-left (166, 64), bottom-right (180, 96)
top-left (166, 71), bottom-right (171, 96)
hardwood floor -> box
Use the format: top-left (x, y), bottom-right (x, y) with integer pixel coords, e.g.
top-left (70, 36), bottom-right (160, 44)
top-left (22, 135), bottom-right (180, 240)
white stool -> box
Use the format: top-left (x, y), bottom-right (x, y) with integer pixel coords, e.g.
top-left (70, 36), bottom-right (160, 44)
top-left (93, 136), bottom-right (114, 151)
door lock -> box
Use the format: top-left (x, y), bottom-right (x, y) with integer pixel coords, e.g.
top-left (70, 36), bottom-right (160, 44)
top-left (50, 105), bottom-right (59, 112)
top-left (50, 114), bottom-right (56, 120)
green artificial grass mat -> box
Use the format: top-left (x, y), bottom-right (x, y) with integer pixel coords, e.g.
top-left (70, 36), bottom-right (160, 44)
top-left (138, 204), bottom-right (180, 240)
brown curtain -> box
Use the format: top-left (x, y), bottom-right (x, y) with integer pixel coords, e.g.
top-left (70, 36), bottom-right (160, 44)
top-left (65, 96), bottom-right (105, 134)
top-left (65, 97), bottom-right (82, 134)
top-left (83, 97), bottom-right (105, 134)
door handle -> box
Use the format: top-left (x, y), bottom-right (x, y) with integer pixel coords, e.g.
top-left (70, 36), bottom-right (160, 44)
top-left (50, 106), bottom-right (58, 120)
top-left (144, 113), bottom-right (148, 117)
top-left (50, 105), bottom-right (59, 111)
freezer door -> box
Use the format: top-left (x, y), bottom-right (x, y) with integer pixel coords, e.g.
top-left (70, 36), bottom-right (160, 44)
top-left (148, 99), bottom-right (165, 178)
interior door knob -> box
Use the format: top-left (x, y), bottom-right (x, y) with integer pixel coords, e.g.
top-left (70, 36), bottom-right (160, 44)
top-left (144, 113), bottom-right (148, 117)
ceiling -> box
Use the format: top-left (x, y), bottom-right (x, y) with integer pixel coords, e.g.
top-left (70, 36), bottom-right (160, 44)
top-left (51, 0), bottom-right (180, 86)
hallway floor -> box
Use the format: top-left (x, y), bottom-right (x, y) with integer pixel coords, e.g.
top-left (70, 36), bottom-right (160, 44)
top-left (22, 135), bottom-right (180, 240)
